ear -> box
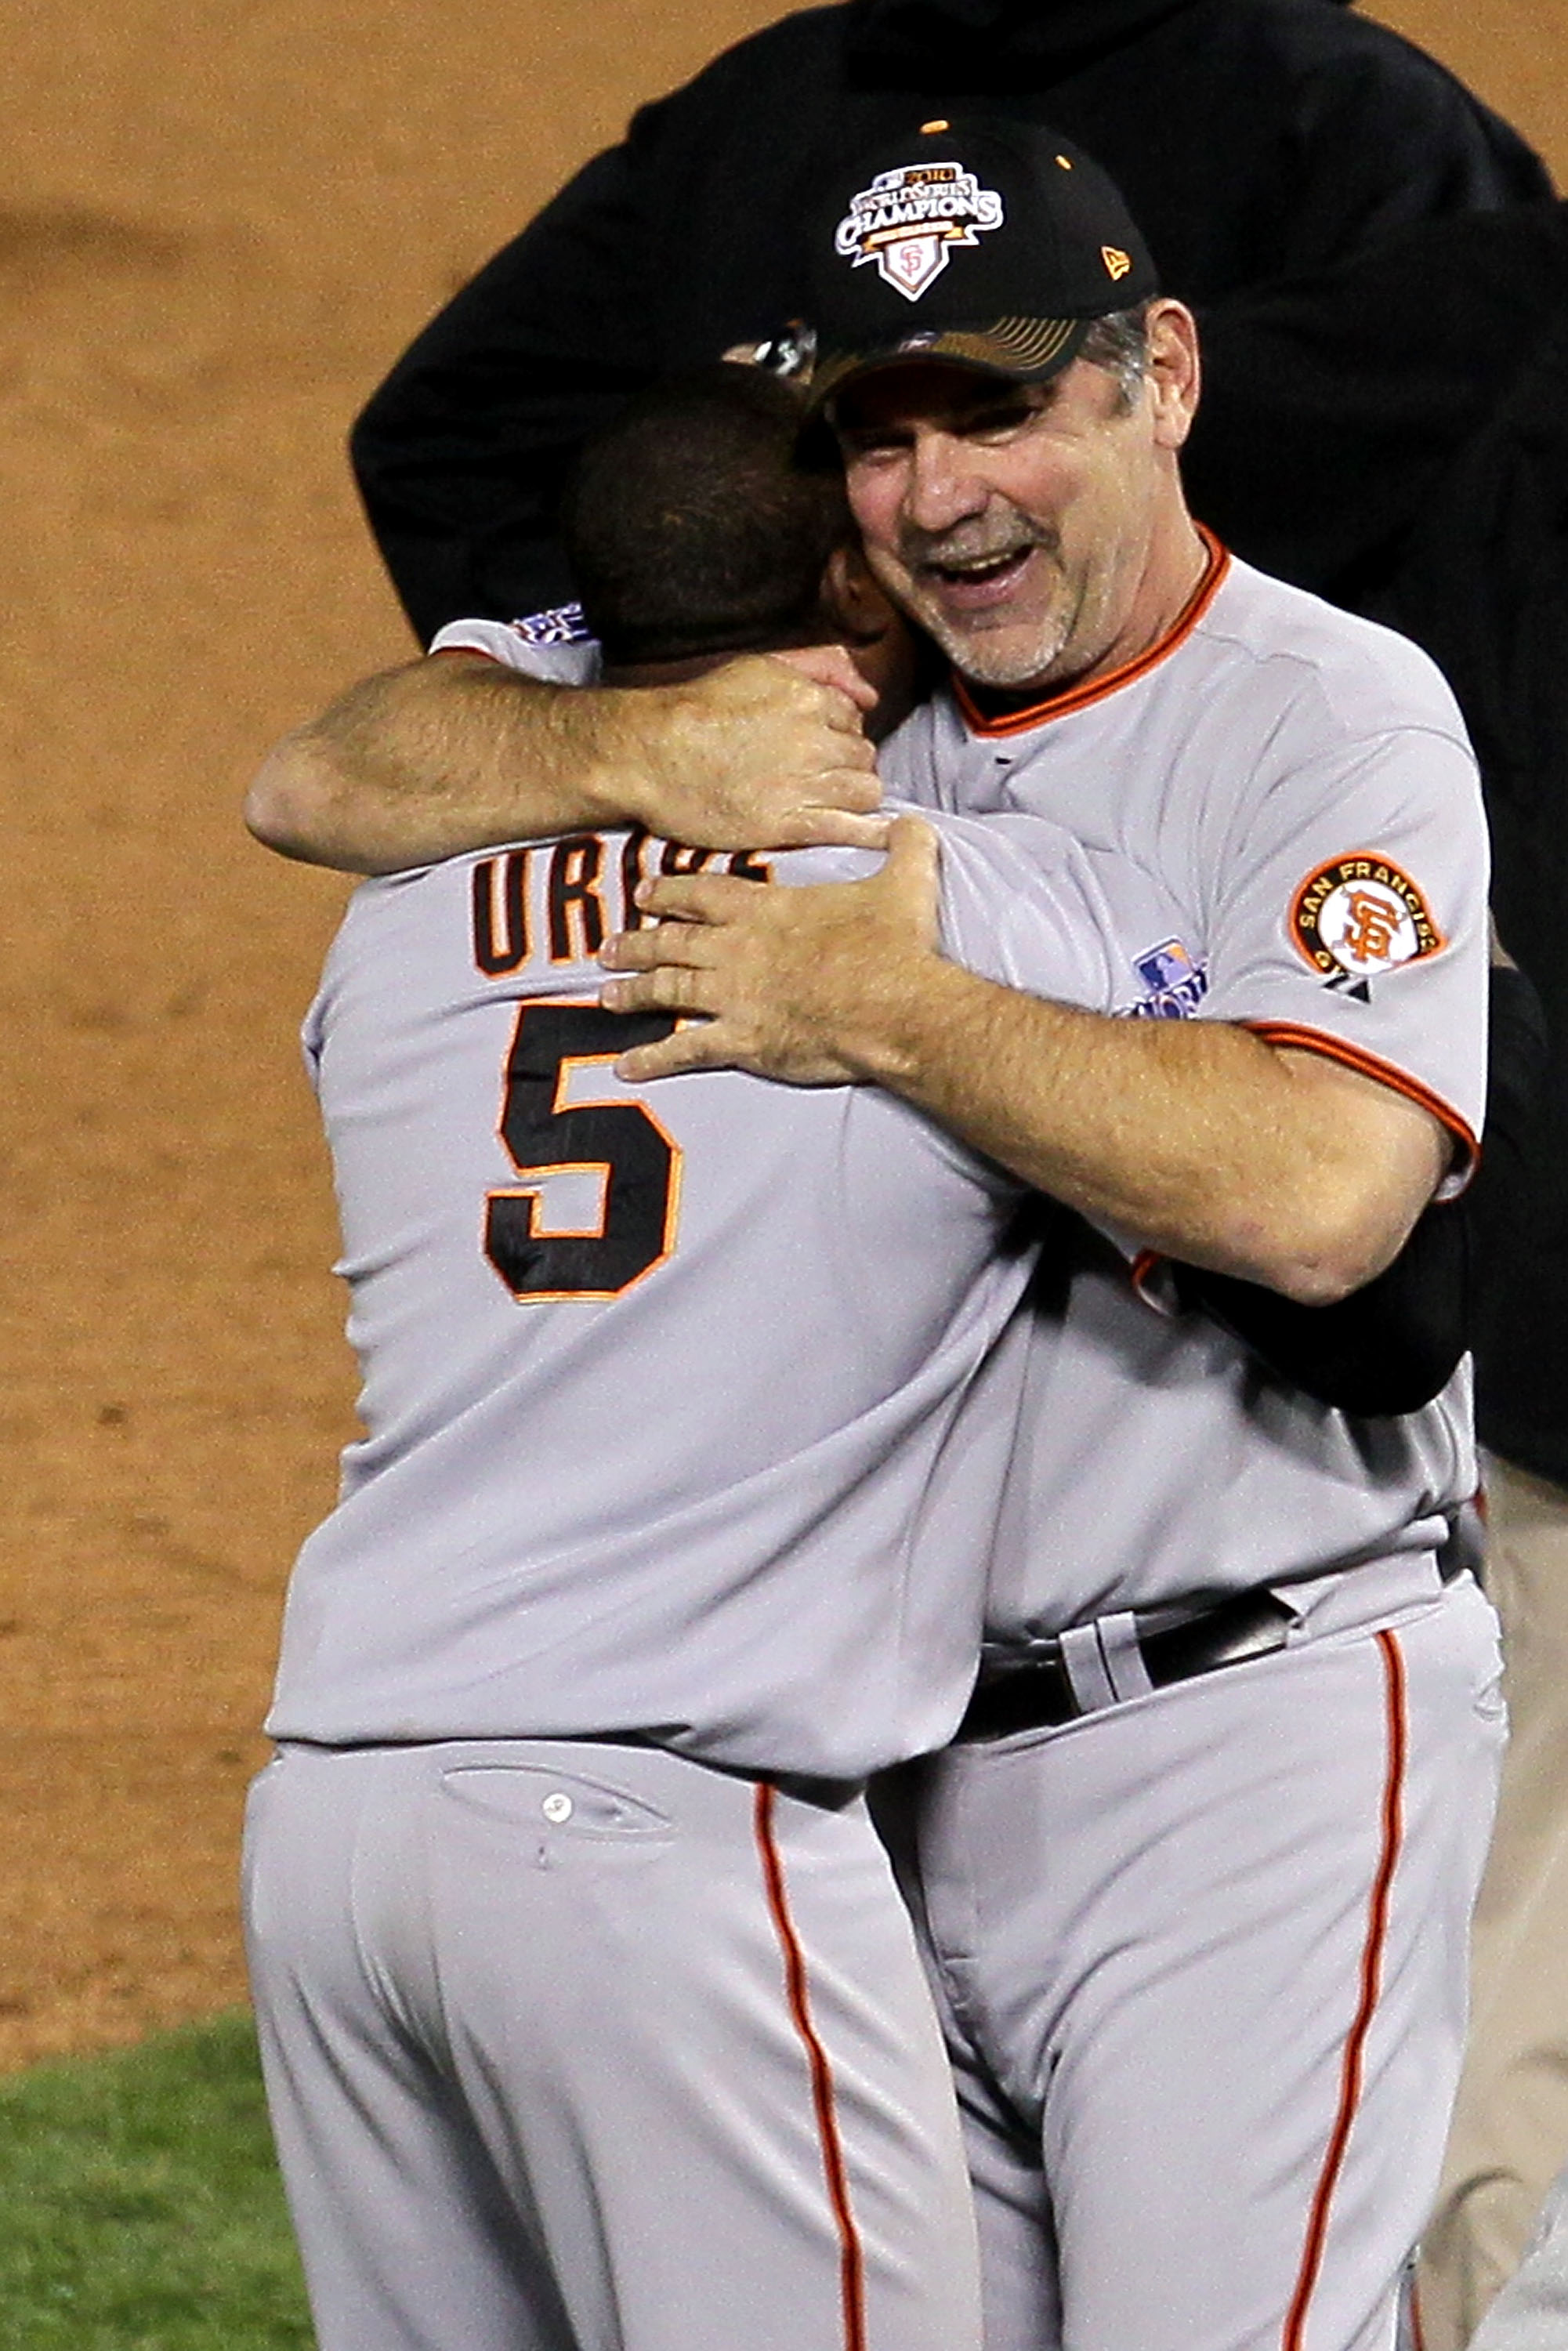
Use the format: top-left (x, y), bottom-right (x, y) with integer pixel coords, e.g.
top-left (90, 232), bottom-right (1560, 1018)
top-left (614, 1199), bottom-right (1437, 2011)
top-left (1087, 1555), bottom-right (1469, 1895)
top-left (1145, 299), bottom-right (1201, 453)
top-left (819, 542), bottom-right (925, 741)
top-left (821, 539), bottom-right (904, 643)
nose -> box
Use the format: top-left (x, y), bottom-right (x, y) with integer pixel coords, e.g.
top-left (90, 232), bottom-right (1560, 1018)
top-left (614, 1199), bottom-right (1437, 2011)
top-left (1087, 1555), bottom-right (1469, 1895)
top-left (903, 427), bottom-right (990, 536)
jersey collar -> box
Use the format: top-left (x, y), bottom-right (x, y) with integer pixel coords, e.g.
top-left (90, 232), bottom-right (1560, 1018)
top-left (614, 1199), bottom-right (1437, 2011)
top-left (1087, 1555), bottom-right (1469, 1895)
top-left (951, 524), bottom-right (1231, 739)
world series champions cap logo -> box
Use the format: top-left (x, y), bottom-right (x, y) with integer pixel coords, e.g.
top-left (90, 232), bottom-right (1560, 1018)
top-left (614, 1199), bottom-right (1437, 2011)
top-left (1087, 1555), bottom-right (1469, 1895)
top-left (834, 160), bottom-right (1005, 302)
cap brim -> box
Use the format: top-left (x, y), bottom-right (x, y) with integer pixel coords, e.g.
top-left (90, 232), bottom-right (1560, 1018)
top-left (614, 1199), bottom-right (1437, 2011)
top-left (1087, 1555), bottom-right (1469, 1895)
top-left (805, 316), bottom-right (1092, 416)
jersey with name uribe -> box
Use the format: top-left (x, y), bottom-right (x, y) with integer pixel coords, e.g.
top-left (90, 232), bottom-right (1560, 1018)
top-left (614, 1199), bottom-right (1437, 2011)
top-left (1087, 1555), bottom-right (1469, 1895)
top-left (883, 538), bottom-right (1492, 1635)
top-left (265, 803), bottom-right (1127, 1774)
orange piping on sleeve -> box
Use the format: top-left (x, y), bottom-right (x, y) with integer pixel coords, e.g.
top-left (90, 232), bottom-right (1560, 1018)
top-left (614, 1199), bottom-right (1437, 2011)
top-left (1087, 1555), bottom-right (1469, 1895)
top-left (1245, 1022), bottom-right (1479, 1187)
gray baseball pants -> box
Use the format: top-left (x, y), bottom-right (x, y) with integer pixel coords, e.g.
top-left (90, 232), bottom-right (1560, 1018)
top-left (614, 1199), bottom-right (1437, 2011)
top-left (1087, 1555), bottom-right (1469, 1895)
top-left (910, 1564), bottom-right (1505, 2351)
top-left (242, 1736), bottom-right (983, 2351)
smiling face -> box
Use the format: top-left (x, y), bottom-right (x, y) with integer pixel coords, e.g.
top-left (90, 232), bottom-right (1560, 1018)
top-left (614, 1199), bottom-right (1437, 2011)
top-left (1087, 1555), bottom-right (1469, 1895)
top-left (832, 301), bottom-right (1204, 696)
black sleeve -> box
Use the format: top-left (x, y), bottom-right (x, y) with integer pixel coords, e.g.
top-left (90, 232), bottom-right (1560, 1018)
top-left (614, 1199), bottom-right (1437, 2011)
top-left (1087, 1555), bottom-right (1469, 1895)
top-left (1468, 960), bottom-right (1552, 1293)
top-left (1168, 1207), bottom-right (1468, 1416)
top-left (1168, 964), bottom-right (1548, 1416)
top-left (349, 138), bottom-right (658, 645)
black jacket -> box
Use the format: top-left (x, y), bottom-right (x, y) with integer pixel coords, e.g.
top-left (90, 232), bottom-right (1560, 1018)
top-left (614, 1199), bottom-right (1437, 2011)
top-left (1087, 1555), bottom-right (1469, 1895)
top-left (350, 0), bottom-right (1548, 640)
top-left (1360, 212), bottom-right (1568, 1476)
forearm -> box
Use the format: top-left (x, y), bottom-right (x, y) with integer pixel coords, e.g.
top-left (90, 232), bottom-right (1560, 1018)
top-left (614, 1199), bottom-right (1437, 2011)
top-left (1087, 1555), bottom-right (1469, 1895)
top-left (603, 833), bottom-right (1450, 1299)
top-left (245, 648), bottom-right (883, 876)
top-left (836, 958), bottom-right (1441, 1304)
top-left (244, 655), bottom-right (651, 873)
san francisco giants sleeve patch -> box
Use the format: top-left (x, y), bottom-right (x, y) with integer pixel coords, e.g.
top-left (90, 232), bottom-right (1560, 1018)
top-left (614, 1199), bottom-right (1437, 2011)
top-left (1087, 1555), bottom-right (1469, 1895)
top-left (1289, 855), bottom-right (1444, 980)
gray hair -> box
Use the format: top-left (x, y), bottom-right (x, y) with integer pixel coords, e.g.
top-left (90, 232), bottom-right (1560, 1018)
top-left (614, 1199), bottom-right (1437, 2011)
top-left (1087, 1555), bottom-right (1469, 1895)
top-left (1077, 302), bottom-right (1153, 411)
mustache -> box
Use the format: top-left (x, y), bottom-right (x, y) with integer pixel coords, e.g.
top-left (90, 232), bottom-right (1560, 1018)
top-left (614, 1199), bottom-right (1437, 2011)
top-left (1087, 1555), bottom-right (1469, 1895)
top-left (898, 513), bottom-right (1058, 571)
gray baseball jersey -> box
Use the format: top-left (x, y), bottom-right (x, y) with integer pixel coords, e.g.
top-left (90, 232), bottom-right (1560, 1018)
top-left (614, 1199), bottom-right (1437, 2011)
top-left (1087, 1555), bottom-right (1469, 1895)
top-left (250, 637), bottom-right (1189, 2351)
top-left (264, 803), bottom-right (1126, 1775)
top-left (882, 537), bottom-right (1490, 1636)
top-left (875, 539), bottom-right (1500, 2351)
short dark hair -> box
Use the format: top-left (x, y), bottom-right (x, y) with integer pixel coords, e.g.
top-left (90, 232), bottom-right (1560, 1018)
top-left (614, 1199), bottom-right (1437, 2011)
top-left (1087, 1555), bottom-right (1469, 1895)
top-left (560, 365), bottom-right (849, 667)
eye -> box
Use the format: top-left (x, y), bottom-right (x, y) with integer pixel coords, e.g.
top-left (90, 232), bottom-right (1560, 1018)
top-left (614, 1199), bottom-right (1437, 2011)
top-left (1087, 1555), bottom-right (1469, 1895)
top-left (841, 430), bottom-right (910, 468)
top-left (961, 396), bottom-right (1041, 442)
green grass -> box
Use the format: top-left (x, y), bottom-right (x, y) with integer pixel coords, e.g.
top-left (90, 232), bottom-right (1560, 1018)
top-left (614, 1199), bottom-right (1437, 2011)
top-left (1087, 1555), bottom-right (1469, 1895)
top-left (0, 2012), bottom-right (312, 2349)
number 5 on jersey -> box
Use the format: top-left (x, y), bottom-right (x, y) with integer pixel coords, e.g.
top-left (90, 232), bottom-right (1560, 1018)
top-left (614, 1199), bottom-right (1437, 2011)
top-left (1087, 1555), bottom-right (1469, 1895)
top-left (486, 1000), bottom-right (683, 1302)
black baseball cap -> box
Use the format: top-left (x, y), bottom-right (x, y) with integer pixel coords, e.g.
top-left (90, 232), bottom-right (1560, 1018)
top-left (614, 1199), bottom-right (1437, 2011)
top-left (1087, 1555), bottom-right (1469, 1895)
top-left (803, 115), bottom-right (1159, 412)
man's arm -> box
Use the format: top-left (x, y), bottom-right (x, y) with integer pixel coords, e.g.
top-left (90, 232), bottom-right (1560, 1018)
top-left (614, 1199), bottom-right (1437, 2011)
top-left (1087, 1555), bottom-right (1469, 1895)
top-left (599, 820), bottom-right (1451, 1306)
top-left (244, 647), bottom-right (885, 874)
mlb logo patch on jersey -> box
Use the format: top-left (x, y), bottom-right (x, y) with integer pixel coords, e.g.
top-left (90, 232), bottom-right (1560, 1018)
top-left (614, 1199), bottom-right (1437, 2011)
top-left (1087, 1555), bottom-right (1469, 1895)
top-left (1290, 854), bottom-right (1443, 981)
top-left (834, 161), bottom-right (1005, 302)
top-left (508, 603), bottom-right (592, 648)
top-left (1128, 937), bottom-right (1208, 1020)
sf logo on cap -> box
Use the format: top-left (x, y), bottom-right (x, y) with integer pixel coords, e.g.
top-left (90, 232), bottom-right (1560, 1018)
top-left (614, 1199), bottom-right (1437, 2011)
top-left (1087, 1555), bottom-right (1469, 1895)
top-left (834, 160), bottom-right (1005, 302)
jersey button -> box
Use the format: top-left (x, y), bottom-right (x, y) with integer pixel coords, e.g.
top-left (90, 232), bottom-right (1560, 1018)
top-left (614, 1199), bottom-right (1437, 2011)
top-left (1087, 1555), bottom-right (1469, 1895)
top-left (541, 1791), bottom-right (574, 1824)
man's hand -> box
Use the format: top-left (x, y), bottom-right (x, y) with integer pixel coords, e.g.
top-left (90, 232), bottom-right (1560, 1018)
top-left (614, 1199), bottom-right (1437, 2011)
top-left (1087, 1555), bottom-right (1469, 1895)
top-left (599, 815), bottom-right (942, 1082)
top-left (623, 649), bottom-right (885, 851)
top-left (607, 806), bottom-right (1453, 1302)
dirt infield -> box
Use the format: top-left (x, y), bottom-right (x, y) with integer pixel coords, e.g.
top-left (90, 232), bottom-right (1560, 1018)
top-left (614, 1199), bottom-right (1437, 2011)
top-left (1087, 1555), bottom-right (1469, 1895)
top-left (0, 0), bottom-right (1561, 2073)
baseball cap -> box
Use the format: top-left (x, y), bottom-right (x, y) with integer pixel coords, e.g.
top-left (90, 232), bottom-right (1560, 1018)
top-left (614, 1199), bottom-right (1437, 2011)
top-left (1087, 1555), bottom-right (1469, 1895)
top-left (803, 115), bottom-right (1159, 412)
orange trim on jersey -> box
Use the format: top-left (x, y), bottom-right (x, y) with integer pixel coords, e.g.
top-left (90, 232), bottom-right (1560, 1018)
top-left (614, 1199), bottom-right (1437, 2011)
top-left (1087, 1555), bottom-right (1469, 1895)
top-left (1244, 1023), bottom-right (1479, 1180)
top-left (754, 1784), bottom-right (867, 2351)
top-left (491, 1164), bottom-right (610, 1241)
top-left (1409, 2273), bottom-right (1429, 2351)
top-left (1281, 1629), bottom-right (1407, 2351)
top-left (1129, 1248), bottom-right (1165, 1304)
top-left (951, 524), bottom-right (1231, 739)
